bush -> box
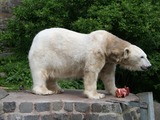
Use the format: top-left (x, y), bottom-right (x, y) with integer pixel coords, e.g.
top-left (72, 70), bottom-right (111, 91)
top-left (0, 55), bottom-right (32, 90)
top-left (1, 0), bottom-right (95, 54)
top-left (1, 0), bottom-right (67, 53)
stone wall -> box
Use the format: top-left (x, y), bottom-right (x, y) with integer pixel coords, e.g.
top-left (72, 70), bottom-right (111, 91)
top-left (0, 0), bottom-right (20, 30)
top-left (0, 90), bottom-right (140, 120)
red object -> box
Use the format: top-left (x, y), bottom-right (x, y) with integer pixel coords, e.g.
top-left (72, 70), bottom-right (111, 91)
top-left (116, 86), bottom-right (130, 98)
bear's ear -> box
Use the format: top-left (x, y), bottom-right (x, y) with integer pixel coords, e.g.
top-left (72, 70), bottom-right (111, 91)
top-left (124, 48), bottom-right (130, 59)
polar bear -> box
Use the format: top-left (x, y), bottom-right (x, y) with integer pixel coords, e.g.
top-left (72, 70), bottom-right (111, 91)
top-left (28, 28), bottom-right (151, 99)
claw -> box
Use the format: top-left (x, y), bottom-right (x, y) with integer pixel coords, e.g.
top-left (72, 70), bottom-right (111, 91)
top-left (116, 86), bottom-right (130, 98)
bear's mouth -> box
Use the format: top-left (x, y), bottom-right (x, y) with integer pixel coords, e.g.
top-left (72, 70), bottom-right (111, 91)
top-left (140, 66), bottom-right (149, 71)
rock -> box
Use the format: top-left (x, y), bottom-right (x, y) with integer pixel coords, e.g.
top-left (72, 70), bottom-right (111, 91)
top-left (0, 52), bottom-right (14, 57)
top-left (0, 72), bottom-right (7, 78)
top-left (0, 0), bottom-right (21, 30)
top-left (0, 89), bottom-right (8, 100)
top-left (3, 102), bottom-right (16, 113)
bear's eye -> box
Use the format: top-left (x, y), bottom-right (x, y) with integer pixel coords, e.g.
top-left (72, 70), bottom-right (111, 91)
top-left (141, 56), bottom-right (144, 58)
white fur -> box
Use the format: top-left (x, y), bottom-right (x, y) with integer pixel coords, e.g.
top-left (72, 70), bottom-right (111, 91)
top-left (121, 45), bottom-right (151, 71)
top-left (28, 28), bottom-right (151, 99)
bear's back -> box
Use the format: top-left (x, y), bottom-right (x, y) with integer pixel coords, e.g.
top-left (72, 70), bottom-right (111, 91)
top-left (28, 28), bottom-right (93, 78)
top-left (30, 28), bottom-right (90, 51)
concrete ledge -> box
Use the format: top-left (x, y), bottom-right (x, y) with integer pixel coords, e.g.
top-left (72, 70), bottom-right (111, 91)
top-left (0, 90), bottom-right (140, 120)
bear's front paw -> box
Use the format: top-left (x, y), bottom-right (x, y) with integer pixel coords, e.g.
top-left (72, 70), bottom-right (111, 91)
top-left (94, 93), bottom-right (105, 99)
top-left (84, 91), bottom-right (105, 99)
top-left (89, 93), bottom-right (105, 99)
top-left (116, 87), bottom-right (130, 98)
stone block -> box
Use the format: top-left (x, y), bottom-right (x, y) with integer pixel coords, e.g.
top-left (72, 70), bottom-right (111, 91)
top-left (112, 103), bottom-right (122, 114)
top-left (91, 103), bottom-right (102, 112)
top-left (84, 114), bottom-right (99, 120)
top-left (136, 108), bottom-right (140, 113)
top-left (0, 115), bottom-right (5, 120)
top-left (7, 114), bottom-right (22, 120)
top-left (53, 113), bottom-right (69, 120)
top-left (24, 115), bottom-right (39, 120)
top-left (19, 102), bottom-right (33, 113)
top-left (64, 102), bottom-right (73, 112)
top-left (52, 101), bottom-right (63, 111)
top-left (131, 110), bottom-right (137, 119)
top-left (0, 89), bottom-right (8, 99)
top-left (75, 102), bottom-right (90, 113)
top-left (41, 114), bottom-right (54, 120)
top-left (71, 114), bottom-right (83, 120)
top-left (120, 103), bottom-right (130, 112)
top-left (99, 114), bottom-right (119, 120)
top-left (123, 112), bottom-right (132, 120)
top-left (101, 103), bottom-right (112, 113)
top-left (0, 103), bottom-right (3, 114)
top-left (34, 102), bottom-right (50, 112)
top-left (3, 102), bottom-right (16, 113)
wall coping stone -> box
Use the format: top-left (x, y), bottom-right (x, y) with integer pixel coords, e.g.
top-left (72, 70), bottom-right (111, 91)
top-left (0, 90), bottom-right (140, 120)
top-left (1, 90), bottom-right (139, 103)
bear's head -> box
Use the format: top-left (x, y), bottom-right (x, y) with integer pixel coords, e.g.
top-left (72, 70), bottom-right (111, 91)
top-left (120, 45), bottom-right (152, 71)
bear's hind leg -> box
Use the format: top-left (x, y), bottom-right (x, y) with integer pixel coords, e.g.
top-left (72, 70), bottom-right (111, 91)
top-left (32, 70), bottom-right (53, 95)
top-left (46, 78), bottom-right (64, 94)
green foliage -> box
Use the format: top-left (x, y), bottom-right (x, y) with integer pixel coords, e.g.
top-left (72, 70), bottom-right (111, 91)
top-left (1, 0), bottom-right (160, 101)
top-left (1, 0), bottom-right (68, 53)
top-left (1, 0), bottom-right (95, 53)
top-left (0, 56), bottom-right (32, 90)
top-left (58, 79), bottom-right (104, 90)
top-left (58, 79), bottom-right (84, 89)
